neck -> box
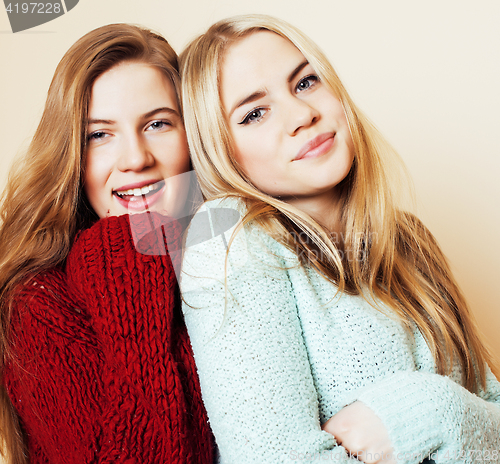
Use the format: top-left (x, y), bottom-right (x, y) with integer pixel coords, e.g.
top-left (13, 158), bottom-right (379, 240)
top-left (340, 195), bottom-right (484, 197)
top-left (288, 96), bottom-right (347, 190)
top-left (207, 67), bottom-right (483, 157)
top-left (285, 188), bottom-right (343, 236)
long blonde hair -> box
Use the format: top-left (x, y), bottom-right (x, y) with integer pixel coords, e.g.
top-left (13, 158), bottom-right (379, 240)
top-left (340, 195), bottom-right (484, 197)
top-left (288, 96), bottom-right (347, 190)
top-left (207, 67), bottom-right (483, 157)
top-left (0, 23), bottom-right (181, 463)
top-left (180, 14), bottom-right (498, 393)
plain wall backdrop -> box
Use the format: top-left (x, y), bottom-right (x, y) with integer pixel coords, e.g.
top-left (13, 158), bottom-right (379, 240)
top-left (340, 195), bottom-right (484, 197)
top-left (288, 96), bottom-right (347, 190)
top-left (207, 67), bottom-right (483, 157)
top-left (1, 0), bottom-right (499, 362)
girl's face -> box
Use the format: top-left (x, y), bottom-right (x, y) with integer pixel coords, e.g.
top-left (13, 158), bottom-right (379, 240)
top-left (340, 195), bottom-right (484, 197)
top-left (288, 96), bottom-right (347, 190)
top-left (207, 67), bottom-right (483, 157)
top-left (221, 31), bottom-right (354, 209)
top-left (84, 62), bottom-right (190, 219)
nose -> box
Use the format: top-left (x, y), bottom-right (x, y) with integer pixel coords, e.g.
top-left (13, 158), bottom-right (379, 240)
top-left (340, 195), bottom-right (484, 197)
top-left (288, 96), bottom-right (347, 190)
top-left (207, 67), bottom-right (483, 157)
top-left (116, 133), bottom-right (154, 172)
top-left (285, 97), bottom-right (320, 136)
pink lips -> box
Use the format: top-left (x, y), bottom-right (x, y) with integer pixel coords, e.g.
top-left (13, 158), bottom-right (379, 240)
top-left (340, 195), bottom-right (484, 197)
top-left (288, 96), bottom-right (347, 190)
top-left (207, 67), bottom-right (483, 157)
top-left (294, 133), bottom-right (335, 161)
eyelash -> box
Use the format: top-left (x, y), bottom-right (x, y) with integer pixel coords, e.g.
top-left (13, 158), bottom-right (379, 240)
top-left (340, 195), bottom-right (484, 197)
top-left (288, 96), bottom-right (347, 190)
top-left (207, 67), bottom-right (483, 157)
top-left (87, 131), bottom-right (107, 141)
top-left (238, 74), bottom-right (320, 126)
top-left (296, 74), bottom-right (319, 93)
top-left (239, 108), bottom-right (268, 125)
top-left (147, 120), bottom-right (172, 131)
top-left (87, 120), bottom-right (172, 141)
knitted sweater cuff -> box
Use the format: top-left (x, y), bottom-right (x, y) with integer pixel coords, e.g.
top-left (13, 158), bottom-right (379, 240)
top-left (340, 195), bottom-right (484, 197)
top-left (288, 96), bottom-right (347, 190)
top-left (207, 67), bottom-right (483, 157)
top-left (351, 372), bottom-right (454, 464)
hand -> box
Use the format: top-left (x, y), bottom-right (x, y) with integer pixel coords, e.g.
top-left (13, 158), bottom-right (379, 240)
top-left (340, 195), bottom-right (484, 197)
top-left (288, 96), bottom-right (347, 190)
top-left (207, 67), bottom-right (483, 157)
top-left (322, 401), bottom-right (396, 463)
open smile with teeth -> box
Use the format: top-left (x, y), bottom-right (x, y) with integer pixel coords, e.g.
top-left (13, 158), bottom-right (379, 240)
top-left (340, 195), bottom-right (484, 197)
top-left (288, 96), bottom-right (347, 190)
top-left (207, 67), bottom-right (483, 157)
top-left (114, 180), bottom-right (165, 201)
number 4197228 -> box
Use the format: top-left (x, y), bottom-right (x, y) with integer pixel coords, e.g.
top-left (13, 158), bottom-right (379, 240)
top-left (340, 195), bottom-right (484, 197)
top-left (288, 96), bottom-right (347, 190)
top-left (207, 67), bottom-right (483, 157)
top-left (5, 3), bottom-right (62, 14)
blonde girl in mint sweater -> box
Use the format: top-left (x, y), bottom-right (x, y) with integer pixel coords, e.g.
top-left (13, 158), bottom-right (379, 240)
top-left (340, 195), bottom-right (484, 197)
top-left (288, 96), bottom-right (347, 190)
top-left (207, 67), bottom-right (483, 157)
top-left (179, 14), bottom-right (500, 464)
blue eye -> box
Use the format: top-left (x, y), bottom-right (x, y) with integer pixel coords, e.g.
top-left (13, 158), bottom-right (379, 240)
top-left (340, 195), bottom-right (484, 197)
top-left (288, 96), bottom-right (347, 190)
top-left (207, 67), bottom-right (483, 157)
top-left (147, 120), bottom-right (171, 131)
top-left (88, 131), bottom-right (107, 141)
top-left (296, 75), bottom-right (319, 93)
top-left (239, 108), bottom-right (267, 125)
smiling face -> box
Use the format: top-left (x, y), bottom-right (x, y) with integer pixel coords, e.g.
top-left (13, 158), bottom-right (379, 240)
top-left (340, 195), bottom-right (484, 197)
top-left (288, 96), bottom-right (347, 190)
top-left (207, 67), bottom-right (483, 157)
top-left (84, 61), bottom-right (190, 219)
top-left (221, 31), bottom-right (354, 214)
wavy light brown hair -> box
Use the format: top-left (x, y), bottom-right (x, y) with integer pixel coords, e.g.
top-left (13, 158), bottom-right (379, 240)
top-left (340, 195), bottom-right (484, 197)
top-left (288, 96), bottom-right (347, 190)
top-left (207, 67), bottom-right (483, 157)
top-left (0, 23), bottom-right (181, 463)
top-left (180, 14), bottom-right (498, 395)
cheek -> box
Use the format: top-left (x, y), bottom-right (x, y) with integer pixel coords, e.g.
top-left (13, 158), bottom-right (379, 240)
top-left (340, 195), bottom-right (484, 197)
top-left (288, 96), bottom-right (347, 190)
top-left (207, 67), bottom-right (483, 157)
top-left (83, 156), bottom-right (98, 197)
top-left (85, 150), bottom-right (109, 183)
top-left (83, 152), bottom-right (110, 212)
top-left (324, 98), bottom-right (354, 152)
top-left (233, 146), bottom-right (258, 182)
top-left (171, 139), bottom-right (191, 173)
top-left (158, 133), bottom-right (191, 174)
top-left (233, 145), bottom-right (279, 194)
top-left (232, 132), bottom-right (268, 175)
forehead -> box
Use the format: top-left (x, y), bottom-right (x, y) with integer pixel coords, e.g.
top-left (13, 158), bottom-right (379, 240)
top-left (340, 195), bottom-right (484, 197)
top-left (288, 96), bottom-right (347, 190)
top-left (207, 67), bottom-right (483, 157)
top-left (221, 31), bottom-right (305, 107)
top-left (223, 30), bottom-right (303, 76)
top-left (89, 62), bottom-right (177, 115)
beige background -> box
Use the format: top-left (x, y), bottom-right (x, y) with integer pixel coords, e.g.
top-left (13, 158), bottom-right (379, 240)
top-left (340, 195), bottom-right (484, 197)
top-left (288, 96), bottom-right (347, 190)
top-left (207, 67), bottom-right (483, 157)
top-left (0, 0), bottom-right (499, 363)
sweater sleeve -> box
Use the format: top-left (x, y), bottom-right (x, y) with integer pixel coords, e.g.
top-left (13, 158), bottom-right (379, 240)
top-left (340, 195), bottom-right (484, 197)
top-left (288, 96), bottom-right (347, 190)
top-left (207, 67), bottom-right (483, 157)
top-left (5, 268), bottom-right (104, 462)
top-left (349, 362), bottom-right (500, 463)
top-left (180, 201), bottom-right (354, 463)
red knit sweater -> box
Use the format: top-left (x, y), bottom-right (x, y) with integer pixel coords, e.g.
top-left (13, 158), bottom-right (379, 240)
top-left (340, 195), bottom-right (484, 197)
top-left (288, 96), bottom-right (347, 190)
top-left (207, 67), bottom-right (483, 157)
top-left (4, 214), bottom-right (214, 463)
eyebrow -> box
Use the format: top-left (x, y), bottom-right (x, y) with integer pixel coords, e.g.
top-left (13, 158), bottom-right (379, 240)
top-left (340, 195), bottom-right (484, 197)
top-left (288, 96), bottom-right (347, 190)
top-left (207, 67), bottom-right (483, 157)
top-left (143, 107), bottom-right (179, 119)
top-left (228, 59), bottom-right (310, 118)
top-left (287, 60), bottom-right (309, 83)
top-left (86, 107), bottom-right (179, 126)
top-left (229, 90), bottom-right (267, 118)
top-left (87, 118), bottom-right (114, 125)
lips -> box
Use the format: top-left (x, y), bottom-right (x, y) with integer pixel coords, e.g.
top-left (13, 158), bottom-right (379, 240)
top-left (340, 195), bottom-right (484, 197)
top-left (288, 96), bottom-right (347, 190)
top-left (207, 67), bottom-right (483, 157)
top-left (113, 179), bottom-right (166, 211)
top-left (294, 133), bottom-right (335, 161)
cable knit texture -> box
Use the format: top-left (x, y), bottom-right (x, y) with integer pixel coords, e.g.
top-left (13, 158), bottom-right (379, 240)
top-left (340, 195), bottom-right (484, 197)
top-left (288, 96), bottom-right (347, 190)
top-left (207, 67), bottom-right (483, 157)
top-left (4, 213), bottom-right (214, 464)
top-left (181, 197), bottom-right (500, 464)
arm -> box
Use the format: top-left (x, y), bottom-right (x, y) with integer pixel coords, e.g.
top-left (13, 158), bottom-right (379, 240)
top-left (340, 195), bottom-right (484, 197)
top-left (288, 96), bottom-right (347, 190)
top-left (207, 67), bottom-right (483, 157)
top-left (323, 316), bottom-right (500, 464)
top-left (5, 268), bottom-right (105, 462)
top-left (181, 201), bottom-right (353, 463)
top-left (345, 367), bottom-right (500, 464)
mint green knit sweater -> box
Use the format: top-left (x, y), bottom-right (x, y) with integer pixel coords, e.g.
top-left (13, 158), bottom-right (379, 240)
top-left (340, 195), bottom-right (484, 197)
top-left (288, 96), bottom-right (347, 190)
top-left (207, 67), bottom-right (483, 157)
top-left (181, 198), bottom-right (500, 464)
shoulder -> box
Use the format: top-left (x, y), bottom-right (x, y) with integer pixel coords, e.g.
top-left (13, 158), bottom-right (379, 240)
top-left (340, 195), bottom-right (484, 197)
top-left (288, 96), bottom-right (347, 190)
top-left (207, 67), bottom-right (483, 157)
top-left (395, 210), bottom-right (436, 242)
top-left (5, 268), bottom-right (94, 386)
top-left (186, 195), bottom-right (289, 252)
top-left (181, 198), bottom-right (301, 306)
top-left (183, 196), bottom-right (294, 269)
top-left (203, 195), bottom-right (248, 212)
top-left (14, 267), bottom-right (69, 308)
top-left (10, 267), bottom-right (93, 345)
top-left (185, 196), bottom-right (248, 245)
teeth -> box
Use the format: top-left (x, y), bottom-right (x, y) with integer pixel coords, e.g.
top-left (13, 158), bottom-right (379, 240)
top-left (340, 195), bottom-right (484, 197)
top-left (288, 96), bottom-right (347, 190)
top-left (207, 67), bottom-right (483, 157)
top-left (115, 182), bottom-right (160, 197)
